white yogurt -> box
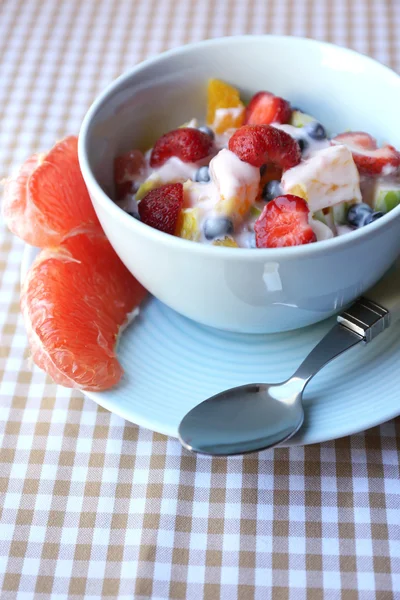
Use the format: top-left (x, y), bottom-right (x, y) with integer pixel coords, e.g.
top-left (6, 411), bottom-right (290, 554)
top-left (209, 149), bottom-right (260, 221)
top-left (118, 115), bottom-right (397, 248)
top-left (309, 217), bottom-right (335, 241)
top-left (271, 123), bottom-right (330, 158)
top-left (148, 157), bottom-right (198, 184)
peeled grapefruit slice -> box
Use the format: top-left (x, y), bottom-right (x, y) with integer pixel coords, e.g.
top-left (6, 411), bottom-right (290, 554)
top-left (21, 228), bottom-right (147, 391)
top-left (2, 136), bottom-right (100, 247)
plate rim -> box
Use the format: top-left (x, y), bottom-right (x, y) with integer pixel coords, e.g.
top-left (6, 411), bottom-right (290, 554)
top-left (21, 244), bottom-right (400, 447)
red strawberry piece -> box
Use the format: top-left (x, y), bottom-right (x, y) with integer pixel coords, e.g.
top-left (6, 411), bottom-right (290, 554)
top-left (114, 149), bottom-right (145, 182)
top-left (114, 149), bottom-right (145, 199)
top-left (331, 131), bottom-right (400, 176)
top-left (355, 145), bottom-right (400, 176)
top-left (332, 131), bottom-right (377, 151)
top-left (138, 183), bottom-right (183, 235)
top-left (229, 124), bottom-right (301, 170)
top-left (254, 194), bottom-right (316, 248)
top-left (115, 181), bottom-right (135, 199)
top-left (245, 91), bottom-right (292, 125)
top-left (150, 128), bottom-right (213, 168)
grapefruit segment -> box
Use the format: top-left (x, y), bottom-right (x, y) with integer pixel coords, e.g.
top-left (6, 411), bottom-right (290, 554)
top-left (21, 229), bottom-right (147, 391)
top-left (2, 136), bottom-right (100, 247)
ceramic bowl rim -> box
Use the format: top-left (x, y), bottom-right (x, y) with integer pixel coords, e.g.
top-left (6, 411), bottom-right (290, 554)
top-left (78, 34), bottom-right (400, 261)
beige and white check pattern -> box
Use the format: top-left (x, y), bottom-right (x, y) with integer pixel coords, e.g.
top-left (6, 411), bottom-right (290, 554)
top-left (1, 1), bottom-right (400, 598)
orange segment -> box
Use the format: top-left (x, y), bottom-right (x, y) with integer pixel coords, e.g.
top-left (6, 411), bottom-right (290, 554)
top-left (2, 136), bottom-right (100, 247)
top-left (213, 108), bottom-right (245, 135)
top-left (21, 229), bottom-right (147, 391)
top-left (206, 79), bottom-right (245, 134)
top-left (175, 207), bottom-right (200, 241)
top-left (212, 237), bottom-right (239, 247)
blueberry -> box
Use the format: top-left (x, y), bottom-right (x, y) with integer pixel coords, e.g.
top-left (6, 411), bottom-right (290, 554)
top-left (297, 137), bottom-right (309, 153)
top-left (262, 180), bottom-right (282, 202)
top-left (203, 217), bottom-right (234, 240)
top-left (127, 211), bottom-right (140, 220)
top-left (260, 164), bottom-right (267, 177)
top-left (194, 166), bottom-right (211, 183)
top-left (346, 203), bottom-right (372, 227)
top-left (363, 211), bottom-right (384, 226)
top-left (198, 126), bottom-right (215, 139)
top-left (305, 121), bottom-right (327, 140)
top-left (249, 233), bottom-right (257, 248)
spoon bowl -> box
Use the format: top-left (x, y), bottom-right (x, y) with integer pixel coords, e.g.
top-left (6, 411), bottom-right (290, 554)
top-left (178, 381), bottom-right (305, 455)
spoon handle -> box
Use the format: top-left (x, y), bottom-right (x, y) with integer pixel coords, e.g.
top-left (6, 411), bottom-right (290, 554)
top-left (294, 286), bottom-right (394, 385)
top-left (337, 261), bottom-right (400, 342)
top-left (293, 322), bottom-right (363, 384)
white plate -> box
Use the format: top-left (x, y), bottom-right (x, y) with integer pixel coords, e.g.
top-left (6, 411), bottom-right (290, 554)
top-left (22, 245), bottom-right (400, 446)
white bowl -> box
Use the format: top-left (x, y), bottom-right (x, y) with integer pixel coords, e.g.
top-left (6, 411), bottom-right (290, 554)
top-left (78, 35), bottom-right (400, 333)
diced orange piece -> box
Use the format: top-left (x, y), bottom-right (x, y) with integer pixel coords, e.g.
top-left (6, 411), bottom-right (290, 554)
top-left (212, 237), bottom-right (239, 247)
top-left (175, 208), bottom-right (200, 241)
top-left (206, 79), bottom-right (245, 134)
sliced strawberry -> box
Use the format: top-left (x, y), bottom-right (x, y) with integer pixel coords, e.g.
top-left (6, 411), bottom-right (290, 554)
top-left (355, 145), bottom-right (400, 176)
top-left (114, 149), bottom-right (145, 199)
top-left (150, 128), bottom-right (213, 168)
top-left (254, 194), bottom-right (316, 248)
top-left (114, 149), bottom-right (145, 182)
top-left (245, 91), bottom-right (292, 126)
top-left (332, 131), bottom-right (400, 176)
top-left (138, 183), bottom-right (183, 235)
top-left (332, 131), bottom-right (377, 151)
top-left (229, 124), bottom-right (301, 170)
top-left (115, 180), bottom-right (135, 199)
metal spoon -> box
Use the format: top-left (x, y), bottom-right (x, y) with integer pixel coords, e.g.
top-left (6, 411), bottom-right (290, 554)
top-left (178, 268), bottom-right (400, 456)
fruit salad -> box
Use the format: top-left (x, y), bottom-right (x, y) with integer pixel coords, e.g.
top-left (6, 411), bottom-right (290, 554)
top-left (113, 79), bottom-right (400, 249)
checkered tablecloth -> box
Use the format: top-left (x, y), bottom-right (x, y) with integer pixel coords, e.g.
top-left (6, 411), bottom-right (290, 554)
top-left (1, 1), bottom-right (400, 598)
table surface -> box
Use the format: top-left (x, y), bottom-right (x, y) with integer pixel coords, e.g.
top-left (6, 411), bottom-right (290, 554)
top-left (1, 1), bottom-right (400, 598)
